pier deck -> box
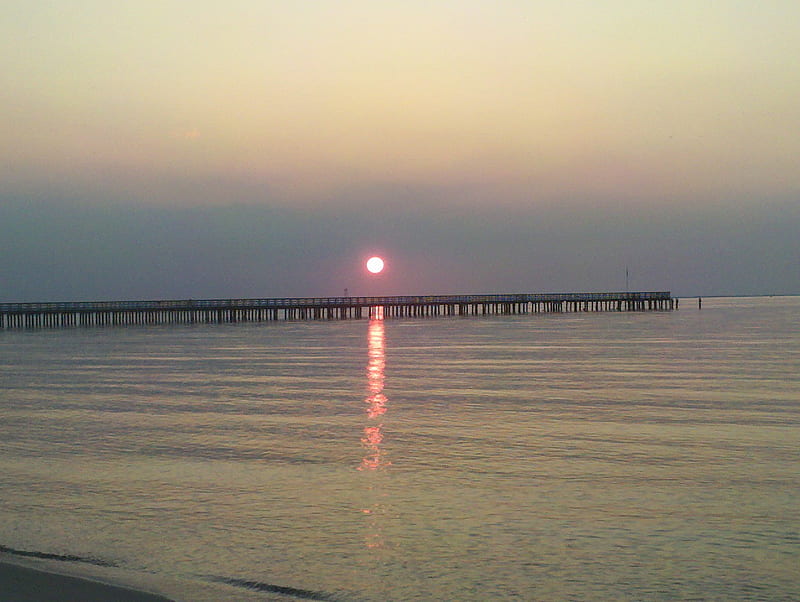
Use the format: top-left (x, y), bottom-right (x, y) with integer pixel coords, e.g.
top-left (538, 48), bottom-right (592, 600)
top-left (0, 292), bottom-right (674, 329)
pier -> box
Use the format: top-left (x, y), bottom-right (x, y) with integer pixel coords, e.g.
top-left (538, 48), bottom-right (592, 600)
top-left (0, 292), bottom-right (674, 329)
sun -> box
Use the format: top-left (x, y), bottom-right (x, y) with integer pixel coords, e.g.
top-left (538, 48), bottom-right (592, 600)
top-left (366, 256), bottom-right (385, 274)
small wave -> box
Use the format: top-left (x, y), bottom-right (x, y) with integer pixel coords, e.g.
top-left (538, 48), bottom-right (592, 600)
top-left (0, 544), bottom-right (116, 568)
top-left (208, 575), bottom-right (342, 601)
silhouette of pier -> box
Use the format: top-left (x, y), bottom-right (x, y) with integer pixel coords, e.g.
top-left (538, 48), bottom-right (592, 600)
top-left (0, 292), bottom-right (675, 329)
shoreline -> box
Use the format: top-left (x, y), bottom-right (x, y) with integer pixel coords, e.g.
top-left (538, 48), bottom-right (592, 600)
top-left (0, 559), bottom-right (174, 602)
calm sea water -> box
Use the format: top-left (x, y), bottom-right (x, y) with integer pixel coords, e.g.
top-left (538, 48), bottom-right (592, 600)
top-left (1, 296), bottom-right (798, 600)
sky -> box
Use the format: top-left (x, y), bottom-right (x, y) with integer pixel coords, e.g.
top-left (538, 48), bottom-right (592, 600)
top-left (1, 1), bottom-right (799, 301)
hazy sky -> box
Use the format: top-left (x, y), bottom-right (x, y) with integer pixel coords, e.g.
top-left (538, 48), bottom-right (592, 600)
top-left (2, 1), bottom-right (798, 301)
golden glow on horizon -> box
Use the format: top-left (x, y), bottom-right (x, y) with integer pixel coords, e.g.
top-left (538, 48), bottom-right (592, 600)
top-left (2, 2), bottom-right (799, 204)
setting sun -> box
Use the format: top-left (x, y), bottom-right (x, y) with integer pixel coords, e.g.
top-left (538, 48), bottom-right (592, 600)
top-left (366, 256), bottom-right (385, 274)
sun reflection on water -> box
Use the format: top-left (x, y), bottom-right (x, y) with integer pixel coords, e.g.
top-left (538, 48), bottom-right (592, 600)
top-left (360, 311), bottom-right (390, 471)
top-left (359, 310), bottom-right (391, 551)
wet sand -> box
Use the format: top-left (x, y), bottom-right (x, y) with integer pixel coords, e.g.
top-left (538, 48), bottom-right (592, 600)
top-left (0, 561), bottom-right (173, 602)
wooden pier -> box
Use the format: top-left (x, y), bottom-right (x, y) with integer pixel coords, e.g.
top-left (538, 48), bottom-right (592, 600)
top-left (0, 292), bottom-right (675, 329)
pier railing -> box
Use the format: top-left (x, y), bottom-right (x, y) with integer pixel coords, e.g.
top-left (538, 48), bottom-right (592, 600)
top-left (0, 291), bottom-right (675, 329)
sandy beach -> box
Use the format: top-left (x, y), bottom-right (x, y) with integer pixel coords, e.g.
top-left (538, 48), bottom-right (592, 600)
top-left (0, 561), bottom-right (173, 602)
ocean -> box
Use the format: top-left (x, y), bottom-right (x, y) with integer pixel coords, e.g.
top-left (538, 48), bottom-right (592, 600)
top-left (1, 296), bottom-right (798, 600)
